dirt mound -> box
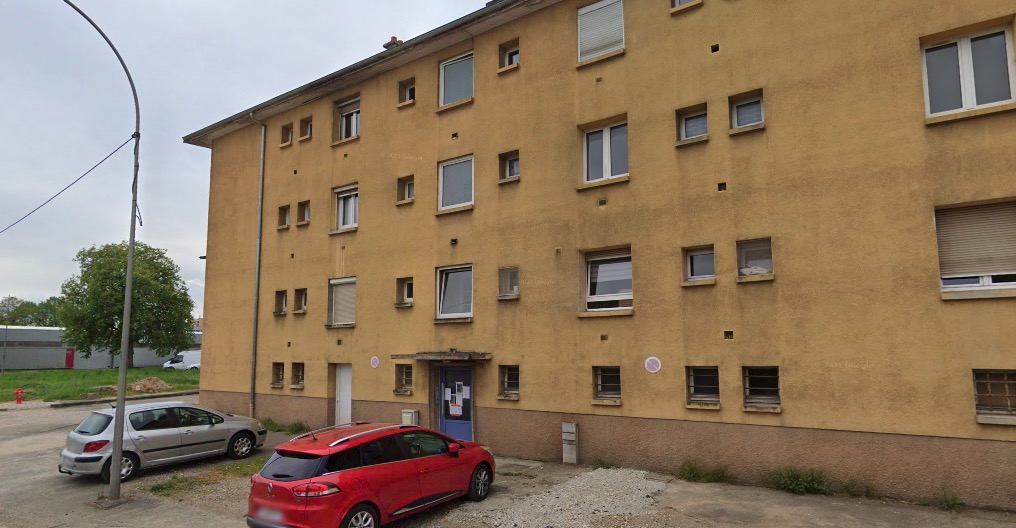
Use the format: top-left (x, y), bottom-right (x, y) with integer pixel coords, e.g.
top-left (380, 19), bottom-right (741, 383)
top-left (128, 378), bottom-right (172, 393)
top-left (95, 385), bottom-right (117, 394)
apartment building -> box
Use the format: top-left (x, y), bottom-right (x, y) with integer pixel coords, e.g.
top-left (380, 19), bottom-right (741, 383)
top-left (184, 0), bottom-right (1016, 508)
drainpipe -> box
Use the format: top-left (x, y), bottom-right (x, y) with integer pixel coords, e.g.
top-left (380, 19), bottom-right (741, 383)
top-left (249, 111), bottom-right (267, 418)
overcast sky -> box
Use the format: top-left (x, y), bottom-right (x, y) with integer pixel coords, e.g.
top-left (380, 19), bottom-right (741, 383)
top-left (0, 1), bottom-right (485, 316)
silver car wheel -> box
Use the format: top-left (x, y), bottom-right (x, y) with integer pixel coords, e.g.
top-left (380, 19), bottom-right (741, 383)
top-left (234, 436), bottom-right (253, 457)
top-left (120, 456), bottom-right (134, 480)
top-left (349, 510), bottom-right (374, 528)
top-left (475, 467), bottom-right (490, 497)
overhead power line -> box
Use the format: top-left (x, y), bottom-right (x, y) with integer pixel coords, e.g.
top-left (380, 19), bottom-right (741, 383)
top-left (0, 135), bottom-right (134, 237)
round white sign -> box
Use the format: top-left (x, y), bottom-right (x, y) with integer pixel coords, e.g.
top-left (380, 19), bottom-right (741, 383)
top-left (644, 356), bottom-right (662, 374)
top-left (370, 356), bottom-right (380, 369)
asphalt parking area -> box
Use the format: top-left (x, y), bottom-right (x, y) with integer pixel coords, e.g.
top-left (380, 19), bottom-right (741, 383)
top-left (1, 399), bottom-right (1013, 528)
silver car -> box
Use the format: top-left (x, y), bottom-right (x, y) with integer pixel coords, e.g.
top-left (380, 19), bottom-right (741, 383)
top-left (58, 401), bottom-right (267, 482)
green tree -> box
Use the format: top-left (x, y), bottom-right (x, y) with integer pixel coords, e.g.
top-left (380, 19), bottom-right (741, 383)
top-left (0, 296), bottom-right (61, 326)
top-left (60, 242), bottom-right (195, 368)
top-left (0, 296), bottom-right (25, 325)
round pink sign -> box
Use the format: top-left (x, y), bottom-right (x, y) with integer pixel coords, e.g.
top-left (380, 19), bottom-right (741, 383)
top-left (370, 356), bottom-right (380, 369)
top-left (644, 356), bottom-right (662, 374)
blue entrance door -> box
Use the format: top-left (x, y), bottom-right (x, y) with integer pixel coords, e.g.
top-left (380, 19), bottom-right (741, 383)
top-left (439, 367), bottom-right (473, 441)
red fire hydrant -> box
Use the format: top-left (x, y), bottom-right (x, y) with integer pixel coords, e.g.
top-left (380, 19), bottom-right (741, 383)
top-left (15, 388), bottom-right (24, 405)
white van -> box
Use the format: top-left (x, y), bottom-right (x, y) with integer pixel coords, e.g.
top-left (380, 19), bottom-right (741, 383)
top-left (162, 350), bottom-right (201, 370)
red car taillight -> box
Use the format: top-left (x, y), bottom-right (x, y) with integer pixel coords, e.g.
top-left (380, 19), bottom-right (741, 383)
top-left (292, 482), bottom-right (340, 498)
top-left (83, 440), bottom-right (109, 453)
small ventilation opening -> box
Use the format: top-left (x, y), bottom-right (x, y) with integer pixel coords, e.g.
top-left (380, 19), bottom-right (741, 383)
top-left (718, 182), bottom-right (727, 191)
top-left (711, 44), bottom-right (719, 53)
top-left (723, 330), bottom-right (734, 340)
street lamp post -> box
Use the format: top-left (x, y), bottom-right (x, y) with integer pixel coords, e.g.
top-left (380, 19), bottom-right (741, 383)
top-left (63, 0), bottom-right (141, 501)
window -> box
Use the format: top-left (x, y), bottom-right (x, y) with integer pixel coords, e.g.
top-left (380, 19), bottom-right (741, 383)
top-left (294, 288), bottom-right (308, 312)
top-left (298, 117), bottom-right (312, 140)
top-left (585, 249), bottom-right (632, 310)
top-left (737, 239), bottom-right (773, 276)
top-left (334, 185), bottom-right (359, 230)
top-left (974, 370), bottom-right (1016, 415)
top-left (500, 39), bottom-right (520, 68)
top-left (578, 0), bottom-right (624, 63)
top-left (674, 0), bottom-right (698, 5)
top-left (277, 205), bottom-right (290, 229)
top-left (272, 362), bottom-right (284, 387)
top-left (500, 150), bottom-right (520, 181)
top-left (360, 436), bottom-right (406, 465)
top-left (685, 246), bottom-right (715, 280)
top-left (326, 448), bottom-right (363, 473)
top-left (437, 265), bottom-right (472, 318)
top-left (336, 97), bottom-right (360, 140)
top-left (328, 277), bottom-right (356, 326)
top-left (731, 93), bottom-right (764, 129)
top-left (400, 432), bottom-right (449, 458)
top-left (297, 200), bottom-right (310, 225)
top-left (274, 290), bottom-right (287, 315)
top-left (679, 109), bottom-right (708, 140)
top-left (594, 366), bottom-right (621, 399)
top-left (398, 175), bottom-right (415, 202)
top-left (440, 52), bottom-right (474, 106)
top-left (174, 407), bottom-right (215, 427)
top-left (687, 367), bottom-right (720, 405)
top-left (438, 156), bottom-right (473, 210)
top-left (129, 408), bottom-right (175, 431)
top-left (391, 277), bottom-right (413, 305)
top-left (498, 267), bottom-right (520, 299)
top-left (291, 362), bottom-right (305, 387)
top-left (743, 367), bottom-right (780, 405)
top-left (396, 364), bottom-right (413, 391)
top-left (585, 122), bottom-right (628, 182)
top-left (935, 202), bottom-right (1016, 290)
top-left (923, 27), bottom-right (1014, 116)
top-left (280, 123), bottom-right (293, 145)
top-left (500, 365), bottom-right (520, 397)
top-left (399, 78), bottom-right (416, 104)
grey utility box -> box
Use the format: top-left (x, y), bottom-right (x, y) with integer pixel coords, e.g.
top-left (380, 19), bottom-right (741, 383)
top-left (562, 422), bottom-right (578, 464)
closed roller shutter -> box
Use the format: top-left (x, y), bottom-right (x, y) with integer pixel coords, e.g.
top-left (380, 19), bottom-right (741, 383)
top-left (578, 0), bottom-right (624, 62)
top-left (329, 279), bottom-right (357, 325)
top-left (935, 202), bottom-right (1016, 276)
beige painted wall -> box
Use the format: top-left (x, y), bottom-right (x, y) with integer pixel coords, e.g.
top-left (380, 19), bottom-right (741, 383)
top-left (199, 0), bottom-right (1016, 445)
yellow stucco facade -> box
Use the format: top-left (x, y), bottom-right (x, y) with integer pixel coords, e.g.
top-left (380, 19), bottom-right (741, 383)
top-left (187, 0), bottom-right (1016, 508)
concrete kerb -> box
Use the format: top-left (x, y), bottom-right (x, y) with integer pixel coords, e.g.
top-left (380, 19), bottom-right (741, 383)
top-left (48, 390), bottom-right (200, 408)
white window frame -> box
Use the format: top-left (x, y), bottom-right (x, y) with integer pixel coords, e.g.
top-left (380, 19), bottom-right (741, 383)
top-left (275, 290), bottom-right (287, 314)
top-left (439, 52), bottom-right (474, 107)
top-left (680, 110), bottom-right (708, 140)
top-left (585, 251), bottom-right (632, 311)
top-left (436, 265), bottom-right (473, 319)
top-left (403, 278), bottom-right (414, 303)
top-left (338, 98), bottom-right (360, 139)
top-left (577, 0), bottom-right (625, 62)
top-left (941, 273), bottom-right (1016, 291)
top-left (498, 266), bottom-right (520, 298)
top-left (583, 121), bottom-right (628, 183)
top-left (328, 277), bottom-right (357, 326)
top-left (505, 154), bottom-right (521, 180)
top-left (278, 205), bottom-right (290, 228)
top-left (921, 26), bottom-right (1016, 117)
top-left (405, 180), bottom-right (415, 200)
top-left (731, 96), bottom-right (764, 129)
top-left (504, 46), bottom-right (520, 66)
top-left (737, 239), bottom-right (773, 276)
top-left (334, 185), bottom-right (359, 230)
top-left (685, 247), bottom-right (715, 280)
top-left (438, 156), bottom-right (474, 210)
top-left (404, 83), bottom-right (416, 102)
top-left (297, 201), bottom-right (310, 223)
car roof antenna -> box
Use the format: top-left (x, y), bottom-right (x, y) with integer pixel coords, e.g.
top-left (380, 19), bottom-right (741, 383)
top-left (311, 430), bottom-right (318, 442)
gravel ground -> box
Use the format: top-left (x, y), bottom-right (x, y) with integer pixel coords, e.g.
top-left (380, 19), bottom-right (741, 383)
top-left (0, 399), bottom-right (50, 411)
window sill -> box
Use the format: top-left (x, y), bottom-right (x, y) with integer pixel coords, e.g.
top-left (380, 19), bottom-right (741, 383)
top-left (397, 99), bottom-right (416, 109)
top-left (577, 309), bottom-right (633, 318)
top-left (273, 311), bottom-right (286, 317)
top-left (925, 101), bottom-right (1016, 126)
top-left (289, 384), bottom-right (305, 390)
top-left (743, 404), bottom-right (781, 413)
top-left (330, 135), bottom-right (360, 148)
top-left (297, 135), bottom-right (311, 143)
top-left (682, 278), bottom-right (716, 287)
top-left (675, 135), bottom-right (708, 148)
top-left (686, 402), bottom-right (720, 410)
top-left (941, 288), bottom-right (1016, 301)
top-left (393, 388), bottom-right (413, 397)
top-left (394, 301), bottom-right (414, 309)
top-left (576, 174), bottom-right (629, 192)
top-left (395, 198), bottom-right (415, 207)
top-left (279, 141), bottom-right (292, 149)
top-left (291, 309), bottom-right (307, 315)
top-left (325, 323), bottom-right (355, 329)
top-left (435, 204), bottom-right (474, 216)
top-left (737, 274), bottom-right (774, 283)
top-left (434, 317), bottom-right (473, 324)
top-left (497, 393), bottom-right (520, 401)
top-left (576, 49), bottom-right (625, 70)
top-left (270, 383), bottom-right (284, 389)
top-left (295, 221), bottom-right (309, 227)
top-left (277, 224), bottom-right (290, 231)
top-left (670, 0), bottom-right (703, 16)
top-left (436, 97), bottom-right (474, 114)
top-left (328, 227), bottom-right (358, 235)
top-left (729, 123), bottom-right (766, 136)
top-left (976, 414), bottom-right (1016, 426)
top-left (591, 398), bottom-right (621, 406)
top-left (497, 63), bottom-right (520, 76)
top-left (497, 293), bottom-right (520, 301)
top-left (498, 175), bottom-right (521, 185)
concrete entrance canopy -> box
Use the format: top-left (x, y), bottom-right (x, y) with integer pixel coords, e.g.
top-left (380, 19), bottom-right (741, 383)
top-left (390, 351), bottom-right (491, 361)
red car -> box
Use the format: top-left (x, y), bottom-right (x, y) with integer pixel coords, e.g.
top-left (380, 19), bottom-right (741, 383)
top-left (246, 423), bottom-right (495, 528)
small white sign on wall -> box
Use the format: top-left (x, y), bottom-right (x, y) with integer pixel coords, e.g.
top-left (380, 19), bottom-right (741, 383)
top-left (370, 356), bottom-right (380, 369)
top-left (644, 356), bottom-right (662, 374)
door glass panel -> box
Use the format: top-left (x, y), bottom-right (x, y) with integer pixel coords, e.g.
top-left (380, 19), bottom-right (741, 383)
top-left (361, 436), bottom-right (407, 465)
top-left (442, 370), bottom-right (472, 421)
top-left (129, 408), bottom-right (176, 431)
top-left (925, 43), bottom-right (963, 113)
top-left (971, 32), bottom-right (1012, 106)
top-left (401, 432), bottom-right (449, 458)
top-left (609, 124), bottom-right (628, 176)
top-left (588, 257), bottom-right (632, 296)
top-left (174, 407), bottom-right (211, 427)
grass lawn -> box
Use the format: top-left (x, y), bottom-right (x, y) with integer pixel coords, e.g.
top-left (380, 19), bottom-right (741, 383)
top-left (0, 367), bottom-right (199, 402)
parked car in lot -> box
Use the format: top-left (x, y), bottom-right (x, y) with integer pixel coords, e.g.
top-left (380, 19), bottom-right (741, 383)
top-left (58, 401), bottom-right (266, 482)
top-left (163, 350), bottom-right (201, 370)
top-left (247, 423), bottom-right (495, 528)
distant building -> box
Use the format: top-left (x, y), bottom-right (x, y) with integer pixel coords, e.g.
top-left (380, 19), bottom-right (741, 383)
top-left (0, 325), bottom-right (201, 370)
